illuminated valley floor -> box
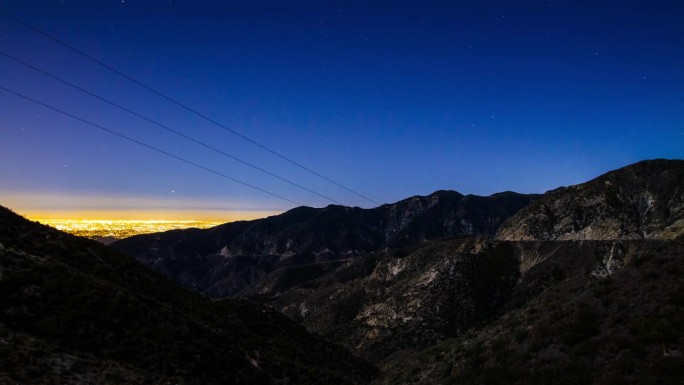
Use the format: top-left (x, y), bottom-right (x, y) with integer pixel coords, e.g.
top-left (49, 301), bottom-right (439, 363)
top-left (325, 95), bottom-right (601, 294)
top-left (34, 219), bottom-right (224, 241)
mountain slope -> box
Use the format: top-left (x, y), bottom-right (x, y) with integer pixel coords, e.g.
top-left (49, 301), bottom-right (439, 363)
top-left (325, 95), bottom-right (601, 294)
top-left (268, 238), bottom-right (520, 364)
top-left (259, 159), bottom-right (684, 370)
top-left (497, 159), bottom-right (684, 241)
top-left (374, 237), bottom-right (684, 385)
top-left (265, 237), bottom-right (662, 366)
top-left (112, 190), bottom-right (536, 296)
top-left (0, 206), bottom-right (375, 385)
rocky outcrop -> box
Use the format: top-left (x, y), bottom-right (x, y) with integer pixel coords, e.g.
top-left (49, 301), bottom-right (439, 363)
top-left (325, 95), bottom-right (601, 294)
top-left (375, 237), bottom-right (684, 385)
top-left (268, 239), bottom-right (520, 364)
top-left (112, 190), bottom-right (536, 296)
top-left (265, 237), bottom-right (662, 365)
top-left (496, 159), bottom-right (684, 241)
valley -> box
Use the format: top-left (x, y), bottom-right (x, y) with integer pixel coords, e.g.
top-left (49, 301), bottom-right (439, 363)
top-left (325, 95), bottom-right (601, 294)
top-left (1, 159), bottom-right (683, 384)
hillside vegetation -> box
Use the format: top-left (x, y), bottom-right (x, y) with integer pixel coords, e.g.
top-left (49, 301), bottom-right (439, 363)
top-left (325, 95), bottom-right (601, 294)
top-left (375, 237), bottom-right (684, 384)
top-left (0, 206), bottom-right (375, 385)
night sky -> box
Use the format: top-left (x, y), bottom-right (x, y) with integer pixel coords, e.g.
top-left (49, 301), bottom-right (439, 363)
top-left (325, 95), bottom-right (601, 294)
top-left (1, 1), bottom-right (683, 220)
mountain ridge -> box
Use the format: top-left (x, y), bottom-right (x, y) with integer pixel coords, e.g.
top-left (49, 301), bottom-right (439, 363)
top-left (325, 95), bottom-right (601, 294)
top-left (112, 159), bottom-right (684, 299)
top-left (113, 189), bottom-right (537, 296)
top-left (497, 159), bottom-right (684, 241)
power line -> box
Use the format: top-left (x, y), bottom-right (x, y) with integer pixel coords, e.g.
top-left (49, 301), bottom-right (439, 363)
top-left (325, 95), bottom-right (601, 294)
top-left (0, 8), bottom-right (381, 206)
top-left (0, 84), bottom-right (303, 206)
top-left (0, 50), bottom-right (342, 205)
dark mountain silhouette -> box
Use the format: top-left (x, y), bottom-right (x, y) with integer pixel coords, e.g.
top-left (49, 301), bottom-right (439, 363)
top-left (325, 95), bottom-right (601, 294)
top-left (0, 206), bottom-right (375, 385)
top-left (112, 190), bottom-right (537, 296)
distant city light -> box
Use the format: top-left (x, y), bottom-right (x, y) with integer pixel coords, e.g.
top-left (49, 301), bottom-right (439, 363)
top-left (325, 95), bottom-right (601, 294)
top-left (33, 218), bottom-right (224, 241)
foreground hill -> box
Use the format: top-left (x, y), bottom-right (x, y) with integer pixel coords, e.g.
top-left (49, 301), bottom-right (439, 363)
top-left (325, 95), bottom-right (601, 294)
top-left (497, 159), bottom-right (684, 241)
top-left (375, 237), bottom-right (684, 385)
top-left (112, 190), bottom-right (536, 296)
top-left (0, 206), bottom-right (375, 384)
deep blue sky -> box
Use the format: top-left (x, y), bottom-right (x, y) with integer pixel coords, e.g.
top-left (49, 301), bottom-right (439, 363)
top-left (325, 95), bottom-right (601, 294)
top-left (1, 0), bottom-right (683, 218)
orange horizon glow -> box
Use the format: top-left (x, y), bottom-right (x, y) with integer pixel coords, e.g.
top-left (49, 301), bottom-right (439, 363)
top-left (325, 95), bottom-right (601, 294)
top-left (22, 209), bottom-right (280, 222)
top-left (0, 191), bottom-right (285, 222)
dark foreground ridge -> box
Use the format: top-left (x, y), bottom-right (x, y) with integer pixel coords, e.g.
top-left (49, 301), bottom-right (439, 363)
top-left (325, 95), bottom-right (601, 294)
top-left (0, 206), bottom-right (376, 385)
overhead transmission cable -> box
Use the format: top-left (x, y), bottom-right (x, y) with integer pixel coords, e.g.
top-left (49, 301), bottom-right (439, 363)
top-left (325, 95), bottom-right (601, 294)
top-left (0, 85), bottom-right (303, 206)
top-left (0, 8), bottom-right (380, 206)
top-left (0, 50), bottom-right (342, 205)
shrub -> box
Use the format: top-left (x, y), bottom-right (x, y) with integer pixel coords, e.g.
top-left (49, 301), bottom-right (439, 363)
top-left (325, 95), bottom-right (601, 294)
top-left (561, 306), bottom-right (600, 346)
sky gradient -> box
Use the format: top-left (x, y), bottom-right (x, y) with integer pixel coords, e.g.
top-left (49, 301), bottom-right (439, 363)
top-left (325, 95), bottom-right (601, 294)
top-left (1, 1), bottom-right (683, 220)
